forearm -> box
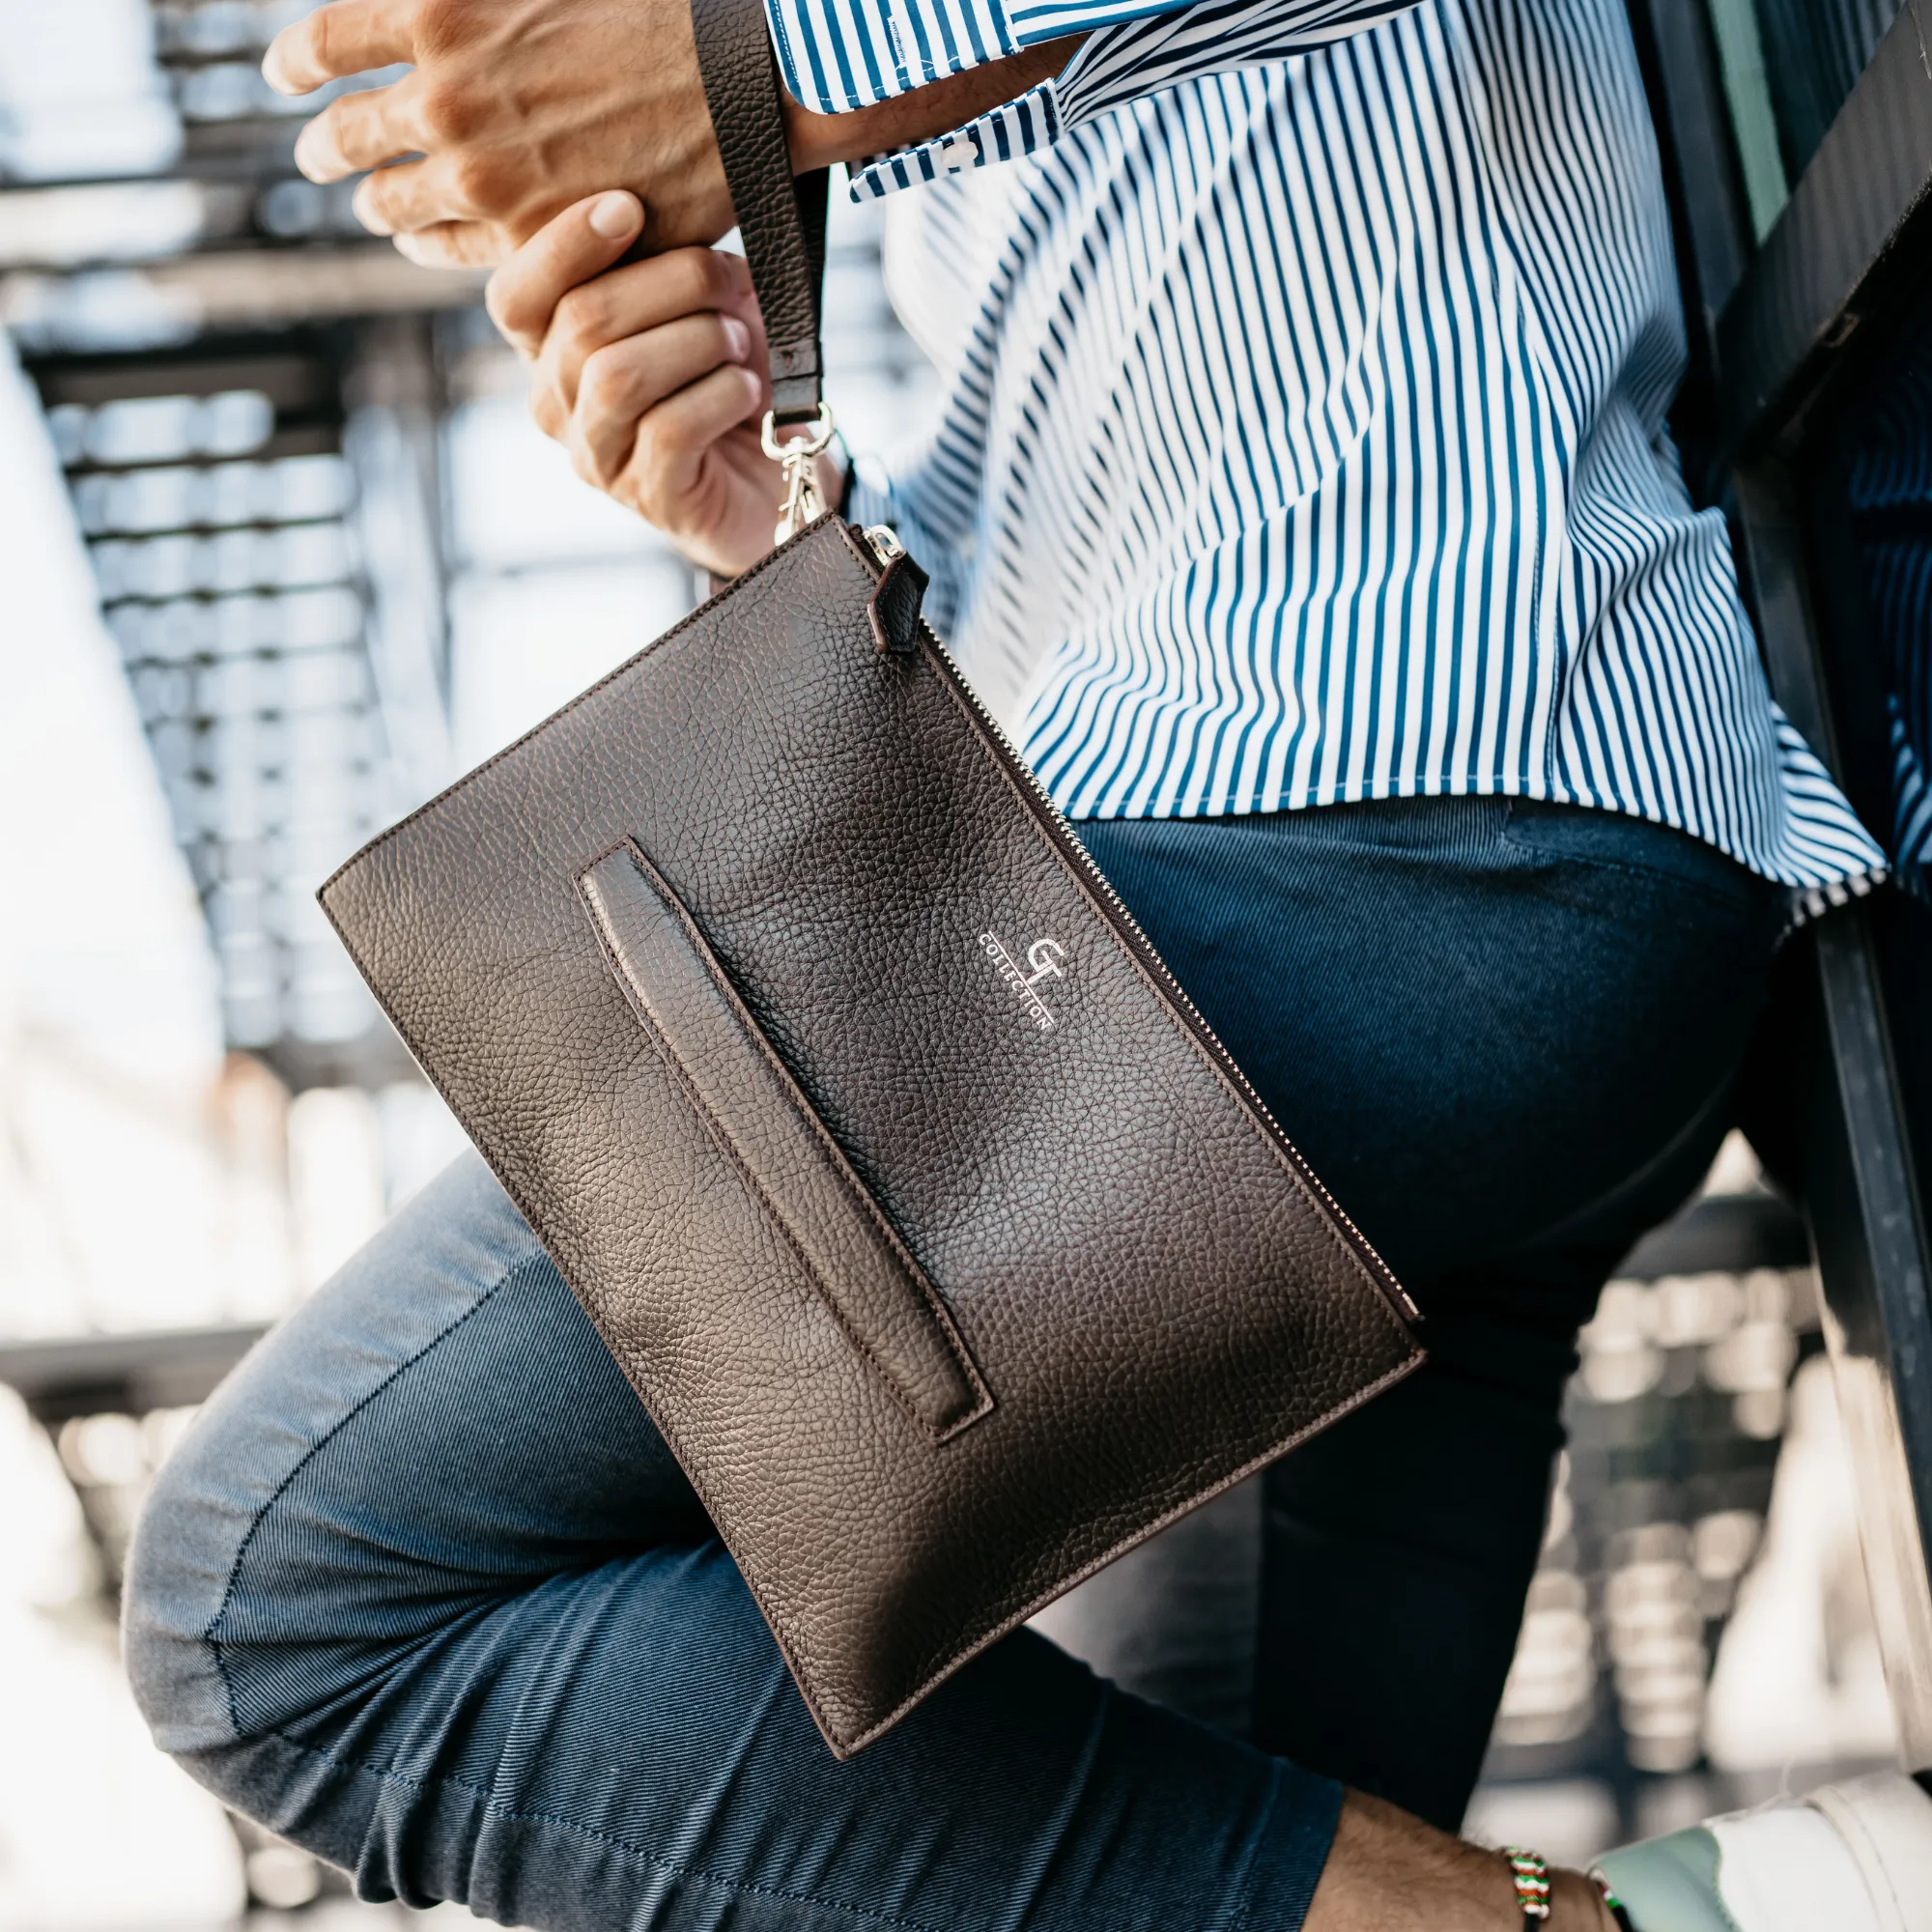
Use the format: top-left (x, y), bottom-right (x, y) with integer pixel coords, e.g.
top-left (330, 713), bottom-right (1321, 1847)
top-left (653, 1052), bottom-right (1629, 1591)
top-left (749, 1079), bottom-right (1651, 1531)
top-left (781, 36), bottom-right (1084, 170)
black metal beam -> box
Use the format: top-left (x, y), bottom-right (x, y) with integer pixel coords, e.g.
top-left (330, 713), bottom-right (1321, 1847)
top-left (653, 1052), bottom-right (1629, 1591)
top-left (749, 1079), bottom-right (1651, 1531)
top-left (1719, 0), bottom-right (1932, 452)
top-left (1800, 907), bottom-right (1932, 1765)
top-left (1633, 0), bottom-right (1754, 343)
top-left (0, 1323), bottom-right (270, 1425)
top-left (1730, 455), bottom-right (1932, 1769)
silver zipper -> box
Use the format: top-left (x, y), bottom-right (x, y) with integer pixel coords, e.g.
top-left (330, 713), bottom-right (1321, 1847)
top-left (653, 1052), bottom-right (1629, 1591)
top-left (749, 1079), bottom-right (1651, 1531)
top-left (849, 521), bottom-right (1419, 1326)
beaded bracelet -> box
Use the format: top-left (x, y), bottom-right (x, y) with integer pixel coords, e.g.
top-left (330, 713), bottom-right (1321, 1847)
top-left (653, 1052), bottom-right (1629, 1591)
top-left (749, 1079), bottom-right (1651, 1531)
top-left (1590, 1869), bottom-right (1636, 1930)
top-left (1503, 1846), bottom-right (1551, 1923)
top-left (1501, 1845), bottom-right (1639, 1928)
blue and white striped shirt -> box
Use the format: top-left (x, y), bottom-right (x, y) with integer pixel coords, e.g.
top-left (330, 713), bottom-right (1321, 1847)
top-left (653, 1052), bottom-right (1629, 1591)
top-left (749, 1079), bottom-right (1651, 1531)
top-left (768, 0), bottom-right (1890, 907)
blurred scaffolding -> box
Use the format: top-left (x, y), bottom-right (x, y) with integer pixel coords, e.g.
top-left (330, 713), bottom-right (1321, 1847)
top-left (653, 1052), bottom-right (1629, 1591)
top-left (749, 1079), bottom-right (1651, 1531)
top-left (0, 0), bottom-right (936, 1325)
top-left (0, 0), bottom-right (1916, 1923)
top-left (0, 1), bottom-right (934, 1921)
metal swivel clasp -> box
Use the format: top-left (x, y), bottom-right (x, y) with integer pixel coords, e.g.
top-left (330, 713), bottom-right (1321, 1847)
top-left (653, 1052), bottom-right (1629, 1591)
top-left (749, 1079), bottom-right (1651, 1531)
top-left (762, 404), bottom-right (837, 546)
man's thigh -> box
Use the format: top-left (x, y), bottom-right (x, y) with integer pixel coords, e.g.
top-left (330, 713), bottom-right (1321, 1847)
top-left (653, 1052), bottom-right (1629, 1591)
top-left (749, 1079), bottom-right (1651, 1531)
top-left (1073, 797), bottom-right (1780, 1818)
top-left (127, 1160), bottom-right (1337, 1932)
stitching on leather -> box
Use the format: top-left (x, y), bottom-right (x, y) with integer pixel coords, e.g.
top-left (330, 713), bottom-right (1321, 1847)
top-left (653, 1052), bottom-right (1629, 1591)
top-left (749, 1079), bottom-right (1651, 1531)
top-left (308, 891), bottom-right (864, 1753)
top-left (912, 628), bottom-right (1416, 1343)
top-left (581, 838), bottom-right (992, 1435)
top-left (222, 1730), bottom-right (952, 1932)
top-left (312, 873), bottom-right (876, 1753)
top-left (200, 1258), bottom-right (541, 1738)
top-left (639, 854), bottom-right (994, 1426)
top-left (576, 843), bottom-right (986, 1445)
top-left (834, 1347), bottom-right (1428, 1755)
top-left (317, 876), bottom-right (1421, 1758)
top-left (892, 576), bottom-right (1413, 1321)
top-left (312, 528), bottom-right (1418, 1754)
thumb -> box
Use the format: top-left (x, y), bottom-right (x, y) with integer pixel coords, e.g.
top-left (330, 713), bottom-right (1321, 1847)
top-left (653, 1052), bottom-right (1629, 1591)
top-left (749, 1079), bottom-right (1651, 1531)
top-left (486, 192), bottom-right (646, 357)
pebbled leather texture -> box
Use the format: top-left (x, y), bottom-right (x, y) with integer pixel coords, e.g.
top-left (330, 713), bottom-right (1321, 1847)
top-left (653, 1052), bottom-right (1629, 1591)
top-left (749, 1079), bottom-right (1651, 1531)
top-left (690, 0), bottom-right (827, 423)
top-left (578, 838), bottom-right (991, 1440)
top-left (321, 517), bottom-right (1424, 1756)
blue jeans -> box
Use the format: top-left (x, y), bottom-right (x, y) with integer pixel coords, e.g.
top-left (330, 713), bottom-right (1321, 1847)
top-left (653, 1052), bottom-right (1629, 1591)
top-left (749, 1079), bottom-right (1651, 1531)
top-left (125, 799), bottom-right (1780, 1929)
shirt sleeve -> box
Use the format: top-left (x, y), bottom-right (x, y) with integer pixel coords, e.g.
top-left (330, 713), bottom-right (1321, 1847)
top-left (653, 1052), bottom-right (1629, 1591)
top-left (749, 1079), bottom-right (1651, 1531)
top-left (765, 0), bottom-right (1418, 194)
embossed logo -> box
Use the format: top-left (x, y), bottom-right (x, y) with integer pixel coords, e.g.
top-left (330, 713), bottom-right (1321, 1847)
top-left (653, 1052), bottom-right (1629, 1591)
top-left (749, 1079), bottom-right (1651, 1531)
top-left (979, 930), bottom-right (1066, 1032)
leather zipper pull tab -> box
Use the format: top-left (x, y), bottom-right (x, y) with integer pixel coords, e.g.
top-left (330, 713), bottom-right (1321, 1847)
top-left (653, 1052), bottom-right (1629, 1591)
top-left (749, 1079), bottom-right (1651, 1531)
top-left (867, 550), bottom-right (929, 655)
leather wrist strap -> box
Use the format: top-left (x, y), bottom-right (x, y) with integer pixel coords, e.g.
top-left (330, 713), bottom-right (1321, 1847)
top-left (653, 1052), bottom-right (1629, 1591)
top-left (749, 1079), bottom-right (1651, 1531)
top-left (690, 0), bottom-right (829, 425)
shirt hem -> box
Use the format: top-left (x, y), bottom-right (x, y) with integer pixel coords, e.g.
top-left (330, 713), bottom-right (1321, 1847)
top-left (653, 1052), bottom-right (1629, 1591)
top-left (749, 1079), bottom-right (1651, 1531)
top-left (1053, 770), bottom-right (1891, 913)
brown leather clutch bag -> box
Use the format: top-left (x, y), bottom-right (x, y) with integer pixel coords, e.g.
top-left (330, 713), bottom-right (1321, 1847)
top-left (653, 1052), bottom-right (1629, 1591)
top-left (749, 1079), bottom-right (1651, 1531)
top-left (318, 0), bottom-right (1422, 1757)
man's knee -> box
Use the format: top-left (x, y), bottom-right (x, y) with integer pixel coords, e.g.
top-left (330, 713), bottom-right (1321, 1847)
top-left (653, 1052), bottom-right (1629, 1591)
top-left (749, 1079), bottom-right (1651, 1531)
top-left (124, 1429), bottom-right (380, 1868)
top-left (123, 1156), bottom-right (530, 1772)
top-left (123, 1394), bottom-right (259, 1761)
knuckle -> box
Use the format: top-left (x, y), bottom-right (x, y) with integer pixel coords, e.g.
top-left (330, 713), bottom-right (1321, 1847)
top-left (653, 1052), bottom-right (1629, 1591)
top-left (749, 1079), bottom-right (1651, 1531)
top-left (655, 249), bottom-right (710, 316)
top-left (443, 219), bottom-right (508, 269)
top-left (577, 347), bottom-right (631, 420)
top-left (527, 384), bottom-right (564, 441)
top-left (304, 7), bottom-right (334, 73)
top-left (631, 415), bottom-right (666, 479)
top-left (693, 248), bottom-right (737, 306)
top-left (418, 78), bottom-right (479, 144)
top-left (555, 284), bottom-right (611, 353)
top-left (630, 457), bottom-right (669, 521)
top-left (562, 421), bottom-right (602, 483)
top-left (298, 101), bottom-right (346, 171)
top-left (307, 2), bottom-right (352, 73)
top-left (320, 96), bottom-right (378, 172)
top-left (582, 433), bottom-right (623, 493)
top-left (442, 149), bottom-right (495, 210)
top-left (449, 149), bottom-right (510, 214)
top-left (354, 162), bottom-right (394, 215)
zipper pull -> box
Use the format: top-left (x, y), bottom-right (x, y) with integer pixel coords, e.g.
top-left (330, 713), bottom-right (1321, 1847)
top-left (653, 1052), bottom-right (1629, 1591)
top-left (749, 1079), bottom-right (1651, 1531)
top-left (866, 534), bottom-right (928, 655)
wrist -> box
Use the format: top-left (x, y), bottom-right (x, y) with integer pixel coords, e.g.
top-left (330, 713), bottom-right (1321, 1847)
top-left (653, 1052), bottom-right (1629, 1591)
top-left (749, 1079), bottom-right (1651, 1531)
top-left (781, 37), bottom-right (1086, 172)
top-left (1546, 1866), bottom-right (1624, 1931)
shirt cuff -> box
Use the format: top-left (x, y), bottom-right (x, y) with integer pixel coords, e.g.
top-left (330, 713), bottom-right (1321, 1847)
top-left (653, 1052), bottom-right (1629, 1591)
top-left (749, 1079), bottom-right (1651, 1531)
top-left (767, 0), bottom-right (1020, 116)
top-left (830, 0), bottom-right (1420, 198)
top-left (847, 82), bottom-right (1061, 198)
top-left (767, 0), bottom-right (1409, 113)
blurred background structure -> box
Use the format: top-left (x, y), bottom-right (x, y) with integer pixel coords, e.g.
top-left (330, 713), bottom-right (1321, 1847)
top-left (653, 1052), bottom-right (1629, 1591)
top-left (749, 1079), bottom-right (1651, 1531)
top-left (1, 0), bottom-right (1929, 1922)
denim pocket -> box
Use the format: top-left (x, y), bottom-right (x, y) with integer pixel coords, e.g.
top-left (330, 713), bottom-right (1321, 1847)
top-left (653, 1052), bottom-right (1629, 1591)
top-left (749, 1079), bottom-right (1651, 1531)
top-left (1499, 800), bottom-right (1768, 916)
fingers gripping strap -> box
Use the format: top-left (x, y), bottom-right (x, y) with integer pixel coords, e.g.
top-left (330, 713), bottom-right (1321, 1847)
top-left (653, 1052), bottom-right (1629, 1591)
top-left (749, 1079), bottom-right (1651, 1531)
top-left (690, 0), bottom-right (828, 424)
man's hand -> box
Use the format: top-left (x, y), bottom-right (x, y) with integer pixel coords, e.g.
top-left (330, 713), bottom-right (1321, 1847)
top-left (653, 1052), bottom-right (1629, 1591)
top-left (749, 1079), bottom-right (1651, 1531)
top-left (266, 0), bottom-right (730, 265)
top-left (266, 0), bottom-right (1083, 269)
top-left (488, 190), bottom-right (834, 578)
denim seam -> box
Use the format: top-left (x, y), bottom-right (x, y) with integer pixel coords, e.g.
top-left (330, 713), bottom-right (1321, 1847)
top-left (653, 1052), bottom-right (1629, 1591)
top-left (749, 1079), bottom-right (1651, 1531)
top-left (232, 1727), bottom-right (953, 1932)
top-left (1499, 816), bottom-right (1762, 918)
top-left (199, 1252), bottom-right (552, 1740)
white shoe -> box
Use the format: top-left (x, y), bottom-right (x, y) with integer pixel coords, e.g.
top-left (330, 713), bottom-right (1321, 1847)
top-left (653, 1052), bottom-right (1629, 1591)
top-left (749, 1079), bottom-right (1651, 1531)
top-left (1591, 1773), bottom-right (1932, 1931)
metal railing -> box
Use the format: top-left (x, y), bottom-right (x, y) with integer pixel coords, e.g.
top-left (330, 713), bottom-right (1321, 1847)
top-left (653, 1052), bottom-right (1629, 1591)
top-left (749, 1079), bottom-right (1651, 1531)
top-left (1630, 0), bottom-right (1932, 1771)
